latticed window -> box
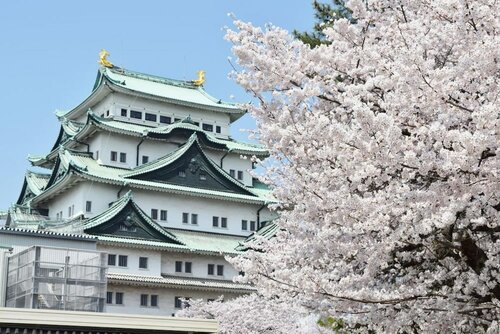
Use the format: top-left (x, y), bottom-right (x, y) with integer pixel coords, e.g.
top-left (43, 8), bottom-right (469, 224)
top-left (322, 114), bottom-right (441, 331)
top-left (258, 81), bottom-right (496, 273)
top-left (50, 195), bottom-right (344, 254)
top-left (139, 257), bottom-right (148, 269)
top-left (118, 255), bottom-right (128, 267)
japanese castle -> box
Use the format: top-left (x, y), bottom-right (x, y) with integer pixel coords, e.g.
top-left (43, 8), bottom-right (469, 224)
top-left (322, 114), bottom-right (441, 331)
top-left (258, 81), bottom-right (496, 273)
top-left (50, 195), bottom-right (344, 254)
top-left (0, 51), bottom-right (276, 316)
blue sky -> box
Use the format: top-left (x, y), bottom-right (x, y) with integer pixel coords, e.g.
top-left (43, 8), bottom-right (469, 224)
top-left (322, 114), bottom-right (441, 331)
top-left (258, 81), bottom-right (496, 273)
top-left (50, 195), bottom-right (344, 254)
top-left (0, 1), bottom-right (314, 210)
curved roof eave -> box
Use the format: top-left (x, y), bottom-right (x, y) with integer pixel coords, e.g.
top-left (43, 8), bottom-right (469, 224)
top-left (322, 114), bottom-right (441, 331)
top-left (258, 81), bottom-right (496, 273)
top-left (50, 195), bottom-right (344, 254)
top-left (59, 82), bottom-right (112, 120)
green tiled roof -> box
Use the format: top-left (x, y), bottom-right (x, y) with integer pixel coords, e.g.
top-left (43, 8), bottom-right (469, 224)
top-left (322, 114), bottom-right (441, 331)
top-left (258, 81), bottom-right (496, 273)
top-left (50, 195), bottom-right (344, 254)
top-left (96, 228), bottom-right (246, 255)
top-left (236, 221), bottom-right (279, 251)
top-left (99, 67), bottom-right (246, 116)
top-left (83, 191), bottom-right (181, 244)
top-left (25, 171), bottom-right (50, 196)
top-left (167, 228), bottom-right (246, 255)
top-left (107, 272), bottom-right (254, 292)
top-left (32, 148), bottom-right (273, 205)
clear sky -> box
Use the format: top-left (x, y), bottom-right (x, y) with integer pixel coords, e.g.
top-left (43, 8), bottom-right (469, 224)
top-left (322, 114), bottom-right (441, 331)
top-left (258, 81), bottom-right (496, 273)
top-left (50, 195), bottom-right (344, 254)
top-left (0, 1), bottom-right (314, 210)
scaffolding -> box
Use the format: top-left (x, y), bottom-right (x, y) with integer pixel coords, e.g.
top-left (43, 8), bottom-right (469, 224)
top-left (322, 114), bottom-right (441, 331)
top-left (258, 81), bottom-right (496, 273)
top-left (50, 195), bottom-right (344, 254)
top-left (5, 246), bottom-right (107, 312)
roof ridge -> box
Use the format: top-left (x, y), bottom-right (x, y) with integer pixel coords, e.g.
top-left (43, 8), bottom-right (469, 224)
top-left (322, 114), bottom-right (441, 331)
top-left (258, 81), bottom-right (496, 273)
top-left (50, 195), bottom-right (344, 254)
top-left (108, 66), bottom-right (197, 89)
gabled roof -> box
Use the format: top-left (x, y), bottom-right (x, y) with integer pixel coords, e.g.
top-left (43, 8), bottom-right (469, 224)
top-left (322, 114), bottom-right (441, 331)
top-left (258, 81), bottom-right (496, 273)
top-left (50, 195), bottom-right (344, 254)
top-left (236, 221), bottom-right (279, 251)
top-left (30, 148), bottom-right (273, 206)
top-left (62, 66), bottom-right (246, 122)
top-left (16, 171), bottom-right (51, 205)
top-left (83, 191), bottom-right (182, 244)
top-left (124, 133), bottom-right (255, 195)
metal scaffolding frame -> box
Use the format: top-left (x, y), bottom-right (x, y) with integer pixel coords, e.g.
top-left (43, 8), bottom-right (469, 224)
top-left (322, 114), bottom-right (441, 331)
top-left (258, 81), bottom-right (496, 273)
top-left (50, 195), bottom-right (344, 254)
top-left (6, 246), bottom-right (107, 312)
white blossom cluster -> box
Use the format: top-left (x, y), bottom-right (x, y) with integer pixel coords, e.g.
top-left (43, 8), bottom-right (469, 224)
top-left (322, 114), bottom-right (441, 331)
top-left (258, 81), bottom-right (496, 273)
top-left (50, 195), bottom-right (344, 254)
top-left (185, 1), bottom-right (499, 333)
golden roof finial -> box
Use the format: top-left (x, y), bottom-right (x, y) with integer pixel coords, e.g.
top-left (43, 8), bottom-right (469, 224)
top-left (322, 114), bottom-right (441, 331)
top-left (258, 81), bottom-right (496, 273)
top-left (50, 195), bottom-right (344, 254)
top-left (192, 70), bottom-right (206, 86)
top-left (98, 49), bottom-right (114, 68)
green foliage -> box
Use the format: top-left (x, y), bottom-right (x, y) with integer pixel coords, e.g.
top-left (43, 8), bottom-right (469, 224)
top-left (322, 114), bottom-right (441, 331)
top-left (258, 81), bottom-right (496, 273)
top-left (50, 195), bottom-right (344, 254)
top-left (317, 316), bottom-right (345, 333)
top-left (293, 0), bottom-right (353, 48)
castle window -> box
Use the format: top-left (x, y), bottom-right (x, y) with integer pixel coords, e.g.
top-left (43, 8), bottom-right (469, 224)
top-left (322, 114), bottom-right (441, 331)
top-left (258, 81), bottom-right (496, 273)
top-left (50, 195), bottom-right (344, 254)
top-left (121, 108), bottom-right (127, 117)
top-left (221, 217), bottom-right (227, 228)
top-left (237, 171), bottom-right (243, 180)
top-left (207, 264), bottom-right (214, 275)
top-left (212, 216), bottom-right (219, 227)
top-left (217, 265), bottom-right (224, 276)
top-left (118, 255), bottom-right (128, 267)
top-left (85, 201), bottom-right (92, 213)
top-left (151, 209), bottom-right (158, 220)
top-left (115, 292), bottom-right (124, 305)
top-left (185, 262), bottom-right (192, 273)
top-left (111, 151), bottom-right (117, 161)
top-left (250, 221), bottom-right (256, 231)
top-left (242, 220), bottom-right (248, 231)
top-left (174, 296), bottom-right (182, 309)
top-left (130, 110), bottom-right (142, 119)
top-left (106, 110), bottom-right (110, 116)
top-left (160, 210), bottom-right (167, 221)
top-left (175, 261), bottom-right (182, 272)
top-left (108, 254), bottom-right (116, 266)
top-left (182, 212), bottom-right (189, 224)
top-left (106, 292), bottom-right (113, 304)
top-left (202, 123), bottom-right (213, 132)
top-left (151, 295), bottom-right (158, 307)
top-left (191, 214), bottom-right (198, 225)
top-left (139, 257), bottom-right (148, 269)
top-left (119, 152), bottom-right (127, 163)
top-left (140, 294), bottom-right (148, 306)
top-left (230, 169), bottom-right (235, 177)
top-left (159, 116), bottom-right (171, 124)
top-left (216, 126), bottom-right (221, 134)
top-left (142, 155), bottom-right (149, 164)
top-left (145, 113), bottom-right (157, 122)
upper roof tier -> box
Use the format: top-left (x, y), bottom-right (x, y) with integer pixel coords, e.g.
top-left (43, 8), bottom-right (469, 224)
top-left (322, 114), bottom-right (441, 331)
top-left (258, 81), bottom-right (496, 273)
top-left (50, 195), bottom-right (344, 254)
top-left (59, 65), bottom-right (247, 122)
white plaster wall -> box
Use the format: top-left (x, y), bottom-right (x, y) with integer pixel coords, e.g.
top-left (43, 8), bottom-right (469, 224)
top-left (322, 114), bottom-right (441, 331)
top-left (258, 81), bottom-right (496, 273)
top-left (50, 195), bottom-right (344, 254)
top-left (45, 179), bottom-right (273, 235)
top-left (108, 93), bottom-right (231, 138)
top-left (74, 95), bottom-right (114, 123)
top-left (133, 189), bottom-right (261, 235)
top-left (105, 284), bottom-right (242, 316)
top-left (139, 140), bottom-right (179, 166)
top-left (88, 133), bottom-right (183, 168)
top-left (47, 183), bottom-right (85, 220)
top-left (88, 132), bottom-right (141, 169)
top-left (98, 245), bottom-right (162, 276)
top-left (161, 252), bottom-right (238, 280)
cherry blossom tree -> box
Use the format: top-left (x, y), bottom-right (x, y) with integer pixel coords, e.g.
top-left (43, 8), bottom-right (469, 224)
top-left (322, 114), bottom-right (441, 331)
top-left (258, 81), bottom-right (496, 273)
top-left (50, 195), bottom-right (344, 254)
top-left (184, 1), bottom-right (499, 332)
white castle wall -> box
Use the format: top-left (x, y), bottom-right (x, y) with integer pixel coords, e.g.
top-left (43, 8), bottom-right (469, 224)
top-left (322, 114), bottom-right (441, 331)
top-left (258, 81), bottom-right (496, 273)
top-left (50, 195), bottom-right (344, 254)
top-left (105, 284), bottom-right (241, 316)
top-left (161, 252), bottom-right (239, 280)
top-left (105, 93), bottom-right (232, 138)
top-left (98, 245), bottom-right (162, 276)
top-left (133, 189), bottom-right (264, 236)
top-left (46, 180), bottom-right (275, 235)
